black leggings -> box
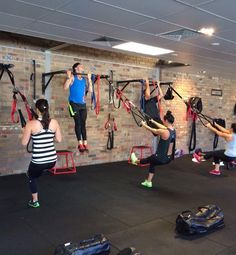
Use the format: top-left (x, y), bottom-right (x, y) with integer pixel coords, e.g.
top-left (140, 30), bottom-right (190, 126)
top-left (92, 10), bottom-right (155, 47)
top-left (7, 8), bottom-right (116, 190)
top-left (70, 102), bottom-right (87, 141)
top-left (203, 150), bottom-right (236, 164)
top-left (27, 161), bottom-right (56, 193)
top-left (140, 154), bottom-right (171, 173)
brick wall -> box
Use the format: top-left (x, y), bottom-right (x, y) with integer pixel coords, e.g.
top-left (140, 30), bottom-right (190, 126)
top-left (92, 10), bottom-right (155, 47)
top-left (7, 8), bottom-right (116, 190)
top-left (0, 36), bottom-right (157, 175)
top-left (161, 70), bottom-right (236, 153)
top-left (0, 34), bottom-right (235, 175)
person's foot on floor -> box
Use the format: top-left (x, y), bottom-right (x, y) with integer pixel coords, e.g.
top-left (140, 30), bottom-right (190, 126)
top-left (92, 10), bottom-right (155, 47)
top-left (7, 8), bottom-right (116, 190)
top-left (28, 200), bottom-right (40, 208)
top-left (130, 152), bottom-right (138, 165)
top-left (193, 152), bottom-right (201, 163)
top-left (209, 169), bottom-right (221, 176)
top-left (141, 180), bottom-right (152, 188)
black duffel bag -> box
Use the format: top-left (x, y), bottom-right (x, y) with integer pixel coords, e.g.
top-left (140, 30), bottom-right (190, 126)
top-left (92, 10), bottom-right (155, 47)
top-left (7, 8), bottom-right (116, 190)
top-left (54, 234), bottom-right (110, 255)
top-left (116, 247), bottom-right (142, 255)
top-left (176, 204), bottom-right (224, 235)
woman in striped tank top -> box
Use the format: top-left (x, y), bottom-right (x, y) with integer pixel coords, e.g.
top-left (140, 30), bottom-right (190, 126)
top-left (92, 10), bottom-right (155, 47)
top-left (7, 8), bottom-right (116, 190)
top-left (22, 99), bottom-right (62, 208)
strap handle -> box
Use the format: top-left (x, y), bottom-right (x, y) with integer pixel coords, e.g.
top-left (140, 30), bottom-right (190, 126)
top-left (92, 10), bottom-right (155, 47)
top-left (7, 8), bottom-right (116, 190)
top-left (95, 75), bottom-right (100, 116)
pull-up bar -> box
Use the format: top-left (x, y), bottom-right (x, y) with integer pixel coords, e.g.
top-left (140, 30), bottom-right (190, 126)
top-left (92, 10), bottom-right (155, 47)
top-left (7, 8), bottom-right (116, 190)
top-left (116, 79), bottom-right (145, 85)
top-left (116, 78), bottom-right (173, 94)
top-left (42, 69), bottom-right (109, 94)
top-left (116, 79), bottom-right (173, 86)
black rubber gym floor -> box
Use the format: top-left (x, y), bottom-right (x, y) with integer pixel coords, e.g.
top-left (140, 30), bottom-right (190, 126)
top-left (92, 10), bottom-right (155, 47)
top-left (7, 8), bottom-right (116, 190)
top-left (1, 155), bottom-right (236, 255)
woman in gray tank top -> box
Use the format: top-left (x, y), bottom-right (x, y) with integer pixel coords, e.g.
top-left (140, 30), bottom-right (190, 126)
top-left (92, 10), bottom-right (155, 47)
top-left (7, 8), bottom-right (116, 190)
top-left (193, 122), bottom-right (236, 176)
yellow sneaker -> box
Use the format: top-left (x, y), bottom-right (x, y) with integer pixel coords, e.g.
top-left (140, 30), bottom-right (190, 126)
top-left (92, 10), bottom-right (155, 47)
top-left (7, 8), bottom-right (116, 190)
top-left (130, 152), bottom-right (138, 165)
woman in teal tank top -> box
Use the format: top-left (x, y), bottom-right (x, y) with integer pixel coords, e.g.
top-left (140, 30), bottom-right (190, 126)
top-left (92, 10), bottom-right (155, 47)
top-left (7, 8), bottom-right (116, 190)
top-left (64, 63), bottom-right (92, 152)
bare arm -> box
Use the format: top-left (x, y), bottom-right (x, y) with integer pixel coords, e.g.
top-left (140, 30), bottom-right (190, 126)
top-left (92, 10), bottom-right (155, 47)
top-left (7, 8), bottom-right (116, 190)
top-left (63, 70), bottom-right (73, 90)
top-left (150, 119), bottom-right (167, 129)
top-left (21, 122), bottom-right (32, 146)
top-left (206, 123), bottom-right (231, 140)
top-left (54, 120), bottom-right (62, 142)
top-left (157, 82), bottom-right (164, 100)
top-left (141, 120), bottom-right (168, 137)
top-left (144, 79), bottom-right (150, 100)
top-left (214, 122), bottom-right (230, 134)
top-left (87, 73), bottom-right (93, 93)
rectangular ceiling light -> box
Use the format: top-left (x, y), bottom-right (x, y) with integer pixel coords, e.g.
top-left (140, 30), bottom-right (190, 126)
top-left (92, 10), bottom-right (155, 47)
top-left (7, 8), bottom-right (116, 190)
top-left (112, 42), bottom-right (174, 56)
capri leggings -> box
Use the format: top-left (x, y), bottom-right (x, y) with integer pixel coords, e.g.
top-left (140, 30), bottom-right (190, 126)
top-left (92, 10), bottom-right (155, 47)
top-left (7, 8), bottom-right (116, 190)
top-left (203, 150), bottom-right (236, 164)
top-left (140, 154), bottom-right (171, 173)
top-left (27, 161), bottom-right (56, 193)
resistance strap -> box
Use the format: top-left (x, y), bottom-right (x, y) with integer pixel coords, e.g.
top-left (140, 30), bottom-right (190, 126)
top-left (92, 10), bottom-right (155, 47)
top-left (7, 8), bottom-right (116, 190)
top-left (95, 75), bottom-right (100, 116)
top-left (90, 74), bottom-right (97, 111)
top-left (116, 88), bottom-right (152, 127)
top-left (140, 79), bottom-right (145, 111)
top-left (186, 101), bottom-right (198, 153)
top-left (11, 89), bottom-right (38, 129)
top-left (11, 89), bottom-right (34, 125)
top-left (90, 74), bottom-right (101, 116)
top-left (104, 114), bottom-right (117, 150)
top-left (213, 118), bottom-right (225, 149)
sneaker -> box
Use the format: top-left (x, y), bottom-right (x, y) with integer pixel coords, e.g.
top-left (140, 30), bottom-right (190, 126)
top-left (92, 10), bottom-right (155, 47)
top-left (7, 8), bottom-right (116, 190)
top-left (193, 152), bottom-right (201, 163)
top-left (213, 161), bottom-right (224, 166)
top-left (209, 169), bottom-right (221, 176)
top-left (83, 144), bottom-right (89, 152)
top-left (130, 152), bottom-right (138, 165)
top-left (141, 180), bottom-right (152, 188)
top-left (192, 157), bottom-right (199, 163)
top-left (78, 144), bottom-right (85, 152)
top-left (28, 200), bottom-right (40, 208)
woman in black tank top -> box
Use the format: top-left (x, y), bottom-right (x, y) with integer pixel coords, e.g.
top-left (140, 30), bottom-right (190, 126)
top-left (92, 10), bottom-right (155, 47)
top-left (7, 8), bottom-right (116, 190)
top-left (130, 110), bottom-right (175, 188)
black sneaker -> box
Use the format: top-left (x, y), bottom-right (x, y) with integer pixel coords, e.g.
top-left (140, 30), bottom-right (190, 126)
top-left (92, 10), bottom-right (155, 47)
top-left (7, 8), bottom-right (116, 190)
top-left (28, 200), bottom-right (40, 208)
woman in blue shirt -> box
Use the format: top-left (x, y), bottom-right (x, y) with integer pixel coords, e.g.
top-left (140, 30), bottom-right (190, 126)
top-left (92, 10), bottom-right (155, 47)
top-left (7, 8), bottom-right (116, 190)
top-left (64, 63), bottom-right (92, 152)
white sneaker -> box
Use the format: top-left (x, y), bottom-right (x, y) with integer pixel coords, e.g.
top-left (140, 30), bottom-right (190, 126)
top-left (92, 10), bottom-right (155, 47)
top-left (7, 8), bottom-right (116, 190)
top-left (131, 152), bottom-right (138, 165)
top-left (213, 162), bottom-right (224, 166)
top-left (192, 158), bottom-right (206, 163)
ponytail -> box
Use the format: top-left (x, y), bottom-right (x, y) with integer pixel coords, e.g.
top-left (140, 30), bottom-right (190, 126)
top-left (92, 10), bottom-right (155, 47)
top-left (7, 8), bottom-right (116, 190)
top-left (164, 110), bottom-right (175, 124)
top-left (35, 99), bottom-right (50, 130)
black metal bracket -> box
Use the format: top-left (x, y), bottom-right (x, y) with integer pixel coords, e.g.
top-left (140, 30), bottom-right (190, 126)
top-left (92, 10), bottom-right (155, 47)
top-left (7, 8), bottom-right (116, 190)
top-left (0, 63), bottom-right (15, 86)
top-left (30, 60), bottom-right (36, 99)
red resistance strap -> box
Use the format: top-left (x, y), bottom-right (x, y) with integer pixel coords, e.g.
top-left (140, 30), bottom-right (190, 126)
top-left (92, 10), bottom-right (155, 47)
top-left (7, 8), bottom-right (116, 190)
top-left (104, 118), bottom-right (117, 132)
top-left (11, 91), bottom-right (33, 124)
top-left (115, 89), bottom-right (132, 113)
top-left (186, 103), bottom-right (198, 121)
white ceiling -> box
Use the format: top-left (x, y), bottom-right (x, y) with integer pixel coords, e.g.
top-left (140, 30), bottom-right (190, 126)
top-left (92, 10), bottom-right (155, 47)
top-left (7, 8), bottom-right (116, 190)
top-left (0, 0), bottom-right (236, 79)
